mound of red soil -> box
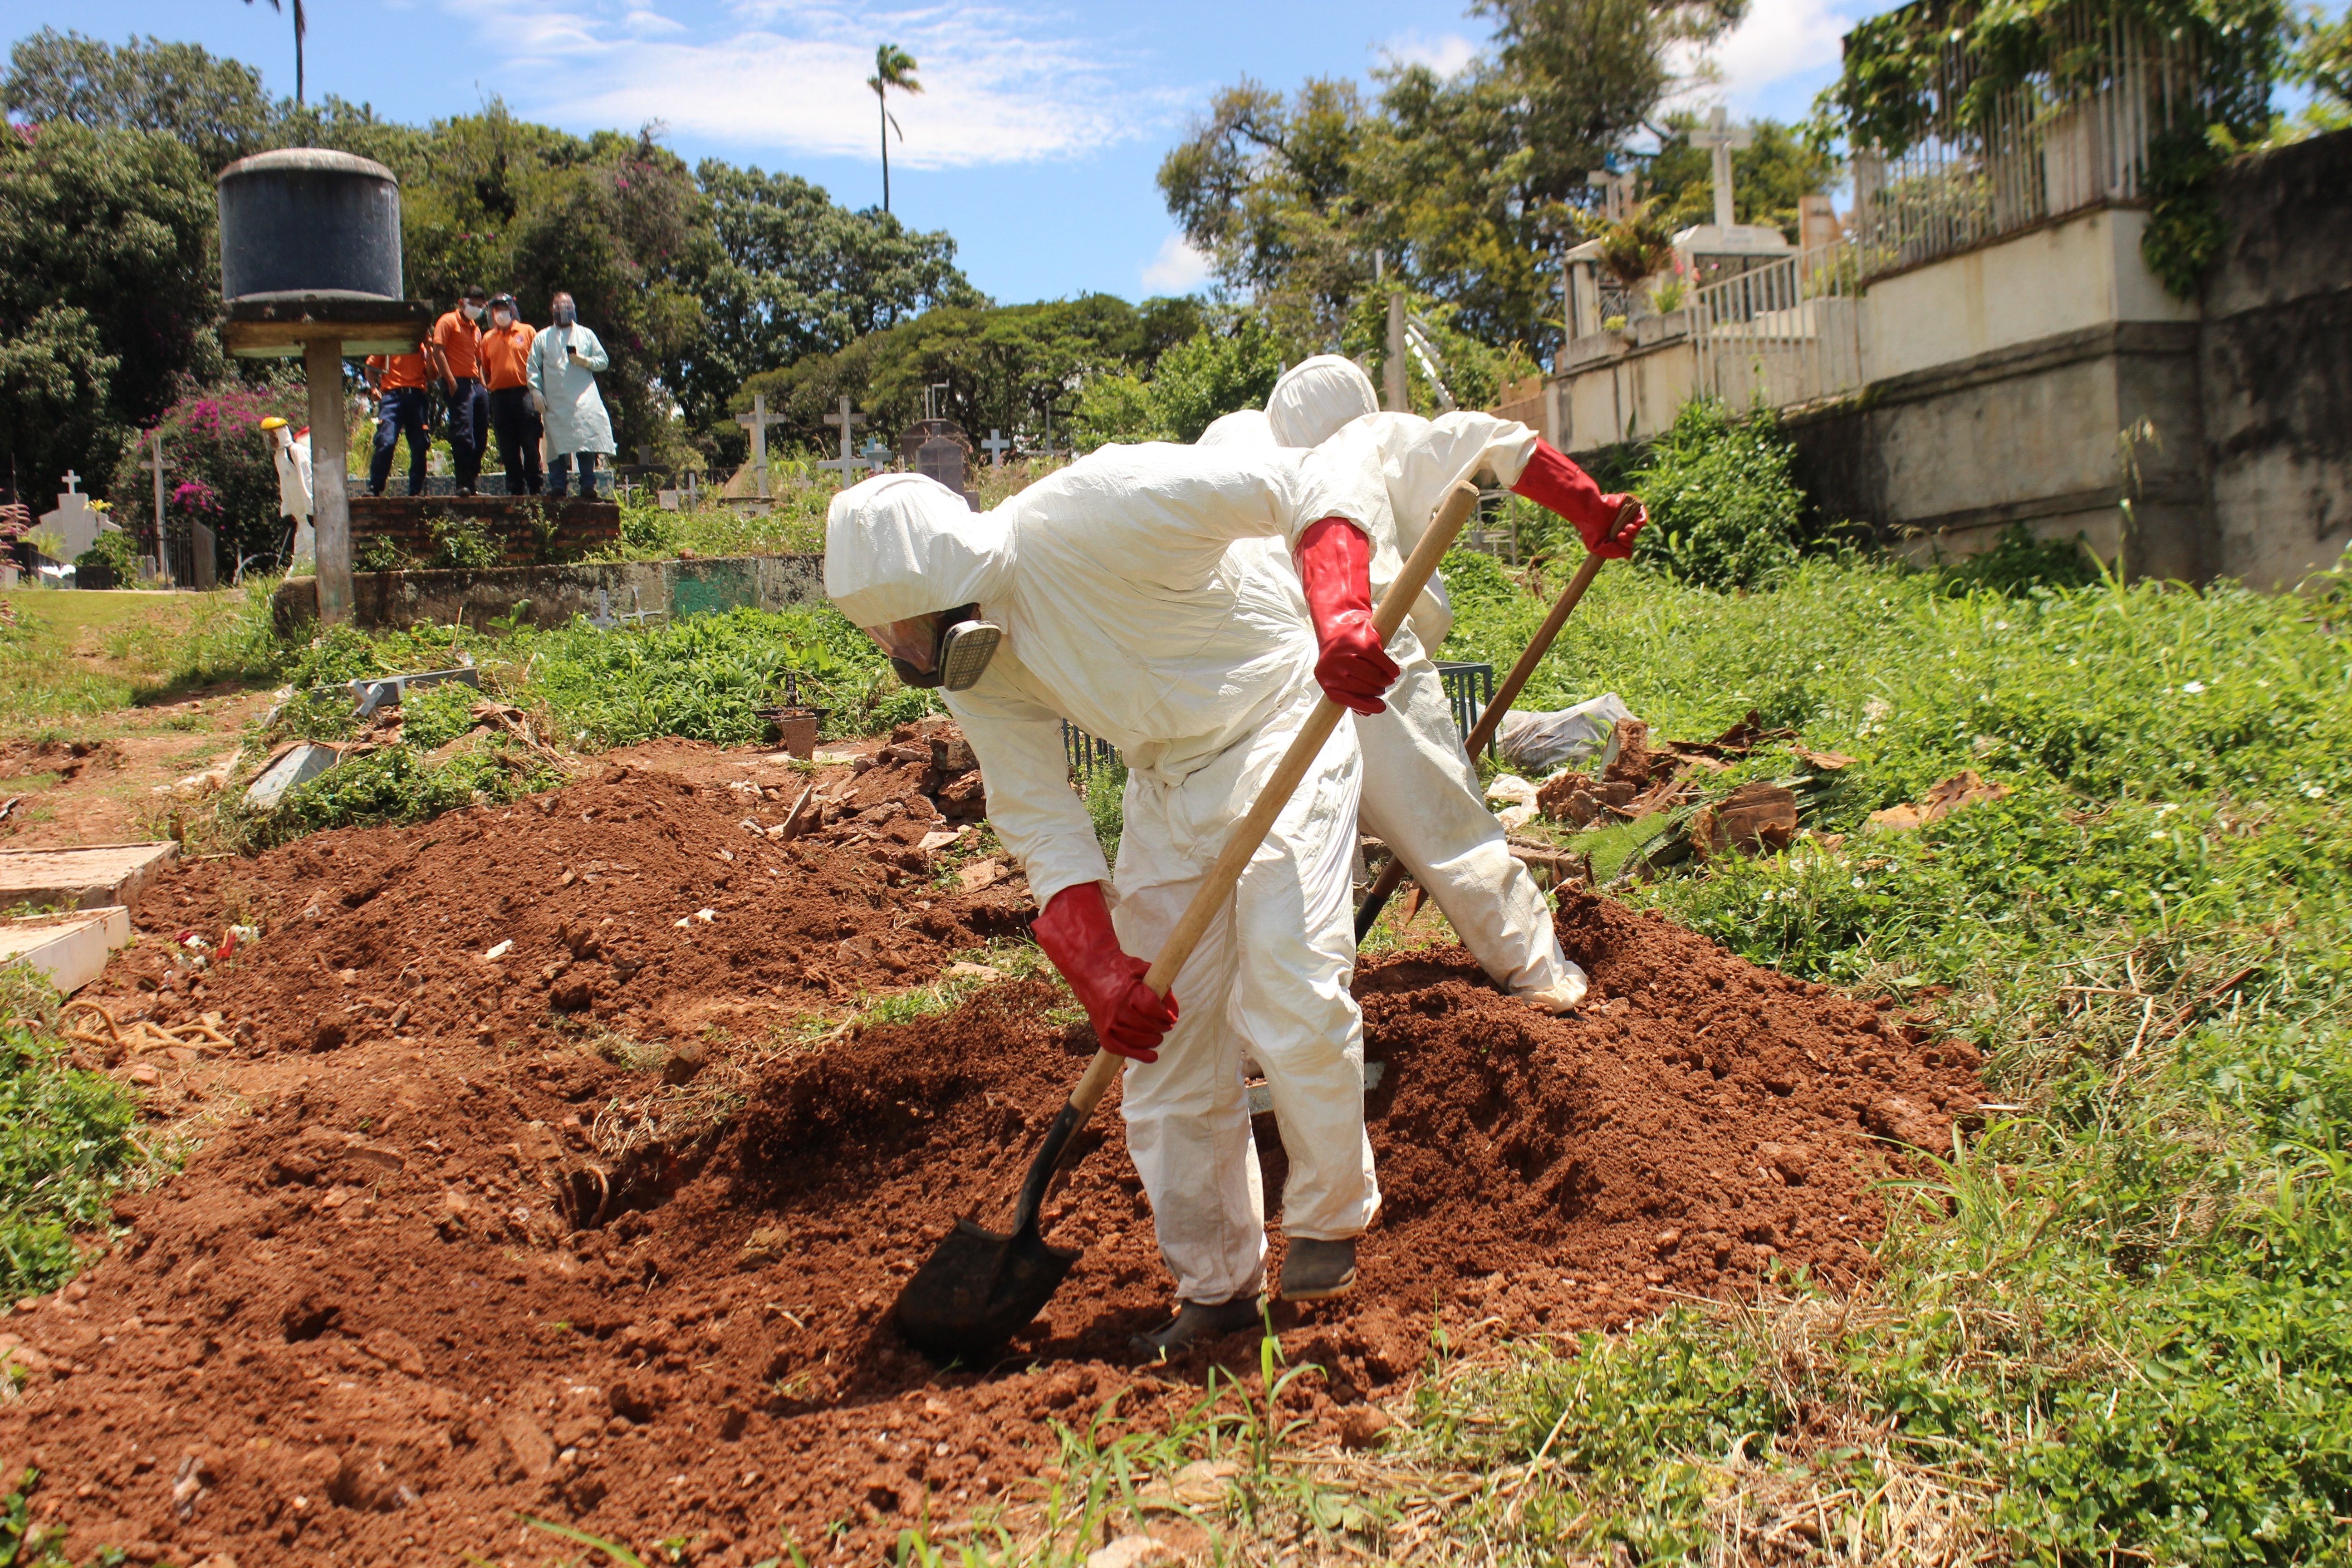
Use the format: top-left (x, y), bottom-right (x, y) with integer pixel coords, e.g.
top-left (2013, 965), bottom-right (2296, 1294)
top-left (0, 788), bottom-right (1980, 1567)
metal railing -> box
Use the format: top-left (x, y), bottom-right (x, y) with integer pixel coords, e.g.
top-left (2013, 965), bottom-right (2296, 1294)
top-left (1063, 721), bottom-right (1122, 787)
top-left (1689, 240), bottom-right (1867, 410)
top-left (1848, 0), bottom-right (2203, 276)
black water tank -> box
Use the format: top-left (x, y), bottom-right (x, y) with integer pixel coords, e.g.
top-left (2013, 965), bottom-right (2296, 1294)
top-left (217, 148), bottom-right (403, 302)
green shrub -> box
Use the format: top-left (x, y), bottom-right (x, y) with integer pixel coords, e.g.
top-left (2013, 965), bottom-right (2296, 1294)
top-left (398, 681), bottom-right (482, 750)
top-left (1627, 398), bottom-right (1807, 592)
top-left (356, 533), bottom-right (418, 573)
top-left (1932, 523), bottom-right (2104, 598)
top-left (235, 742), bottom-right (550, 849)
top-left (0, 973), bottom-right (143, 1301)
top-left (72, 527), bottom-right (142, 585)
top-left (1084, 755), bottom-right (1128, 860)
top-left (425, 510), bottom-right (502, 570)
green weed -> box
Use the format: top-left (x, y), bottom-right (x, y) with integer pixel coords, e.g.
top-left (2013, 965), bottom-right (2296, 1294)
top-left (0, 972), bottom-right (147, 1302)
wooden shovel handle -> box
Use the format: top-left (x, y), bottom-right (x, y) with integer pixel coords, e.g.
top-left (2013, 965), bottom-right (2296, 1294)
top-left (1058, 480), bottom-right (1482, 1124)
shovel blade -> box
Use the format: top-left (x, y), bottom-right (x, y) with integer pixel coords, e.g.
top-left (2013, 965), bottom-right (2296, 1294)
top-left (894, 1216), bottom-right (1081, 1362)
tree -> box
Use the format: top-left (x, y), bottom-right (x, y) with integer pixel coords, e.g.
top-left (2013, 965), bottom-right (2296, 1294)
top-left (106, 382), bottom-right (307, 577)
top-left (241, 0), bottom-right (305, 106)
top-left (1073, 315), bottom-right (1284, 446)
top-left (0, 123), bottom-right (221, 497)
top-left (3, 28), bottom-right (274, 172)
top-left (668, 161), bottom-right (981, 434)
top-left (868, 43), bottom-right (920, 213)
top-left (1161, 0), bottom-right (1750, 359)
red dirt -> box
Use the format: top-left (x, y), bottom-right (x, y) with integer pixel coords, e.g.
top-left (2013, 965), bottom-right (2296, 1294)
top-left (0, 777), bottom-right (1980, 1566)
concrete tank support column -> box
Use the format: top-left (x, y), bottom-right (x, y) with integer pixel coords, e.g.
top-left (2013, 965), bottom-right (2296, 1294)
top-left (304, 338), bottom-right (353, 623)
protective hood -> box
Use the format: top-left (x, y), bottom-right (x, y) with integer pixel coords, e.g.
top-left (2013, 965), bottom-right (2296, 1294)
top-left (1197, 408), bottom-right (1278, 450)
top-left (825, 472), bottom-right (1013, 627)
top-left (1266, 355), bottom-right (1377, 447)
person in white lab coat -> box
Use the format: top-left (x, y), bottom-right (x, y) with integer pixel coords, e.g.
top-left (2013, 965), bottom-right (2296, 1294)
top-left (525, 292), bottom-right (616, 499)
top-left (258, 416), bottom-right (315, 568)
top-left (826, 443), bottom-right (1399, 1355)
top-left (1263, 357), bottom-right (1646, 1010)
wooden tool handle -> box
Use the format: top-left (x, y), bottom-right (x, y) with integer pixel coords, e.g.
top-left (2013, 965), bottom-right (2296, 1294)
top-left (1353, 544), bottom-right (1612, 942)
top-left (1058, 480), bottom-right (1482, 1125)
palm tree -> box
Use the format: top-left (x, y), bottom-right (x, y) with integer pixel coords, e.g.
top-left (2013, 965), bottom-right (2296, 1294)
top-left (867, 43), bottom-right (921, 213)
top-left (243, 0), bottom-right (307, 104)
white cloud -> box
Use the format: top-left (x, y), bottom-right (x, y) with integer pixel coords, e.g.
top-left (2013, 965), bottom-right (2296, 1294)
top-left (465, 1), bottom-right (1162, 167)
top-left (1670, 0), bottom-right (1857, 117)
top-left (1378, 29), bottom-right (1480, 79)
top-left (1139, 233), bottom-right (1210, 294)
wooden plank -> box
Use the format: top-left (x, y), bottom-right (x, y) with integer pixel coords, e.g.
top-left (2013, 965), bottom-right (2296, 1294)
top-left (0, 842), bottom-right (178, 914)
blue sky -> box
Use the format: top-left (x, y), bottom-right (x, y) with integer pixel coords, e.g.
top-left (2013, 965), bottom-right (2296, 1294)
top-left (4, 0), bottom-right (1905, 303)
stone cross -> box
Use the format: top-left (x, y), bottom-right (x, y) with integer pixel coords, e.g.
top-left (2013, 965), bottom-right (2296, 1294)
top-left (858, 436), bottom-right (892, 473)
top-left (61, 470), bottom-right (80, 492)
top-left (818, 396), bottom-right (870, 485)
top-left (1585, 168), bottom-right (1636, 223)
top-left (735, 392), bottom-right (788, 499)
top-left (1689, 107), bottom-right (1752, 231)
top-left (981, 429), bottom-right (1011, 467)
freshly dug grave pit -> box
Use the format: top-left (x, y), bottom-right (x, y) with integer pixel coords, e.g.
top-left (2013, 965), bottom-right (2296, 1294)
top-left (2, 793), bottom-right (1981, 1567)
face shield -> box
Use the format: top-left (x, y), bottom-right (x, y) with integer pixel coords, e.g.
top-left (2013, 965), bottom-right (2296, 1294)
top-left (862, 602), bottom-right (1002, 692)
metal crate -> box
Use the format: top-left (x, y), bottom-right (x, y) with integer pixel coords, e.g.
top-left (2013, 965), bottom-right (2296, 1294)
top-left (1433, 661), bottom-right (1496, 758)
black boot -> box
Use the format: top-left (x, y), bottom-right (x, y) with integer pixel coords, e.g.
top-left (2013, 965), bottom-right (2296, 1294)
top-left (1128, 1295), bottom-right (1264, 1360)
top-left (1279, 1237), bottom-right (1357, 1302)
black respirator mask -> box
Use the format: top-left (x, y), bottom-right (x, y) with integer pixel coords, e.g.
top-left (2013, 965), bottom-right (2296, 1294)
top-left (881, 604), bottom-right (1002, 693)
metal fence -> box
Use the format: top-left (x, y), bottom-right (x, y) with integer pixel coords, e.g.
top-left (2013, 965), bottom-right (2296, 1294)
top-left (1690, 240), bottom-right (1867, 410)
top-left (1433, 662), bottom-right (1496, 758)
top-left (1063, 721), bottom-right (1122, 787)
top-left (1847, 0), bottom-right (2203, 276)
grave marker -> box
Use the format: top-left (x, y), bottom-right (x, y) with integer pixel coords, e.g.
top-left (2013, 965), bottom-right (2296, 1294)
top-left (735, 392), bottom-right (788, 499)
top-left (818, 396), bottom-right (871, 485)
top-left (982, 429), bottom-right (1011, 466)
top-left (1689, 106), bottom-right (1753, 231)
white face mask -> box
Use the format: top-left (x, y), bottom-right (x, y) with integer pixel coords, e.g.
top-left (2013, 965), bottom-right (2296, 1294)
top-left (462, 303), bottom-right (484, 321)
top-left (491, 311), bottom-right (513, 328)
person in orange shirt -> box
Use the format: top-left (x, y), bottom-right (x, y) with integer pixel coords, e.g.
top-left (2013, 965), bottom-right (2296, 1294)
top-left (363, 346), bottom-right (433, 497)
top-left (426, 285), bottom-right (491, 495)
top-left (478, 293), bottom-right (544, 496)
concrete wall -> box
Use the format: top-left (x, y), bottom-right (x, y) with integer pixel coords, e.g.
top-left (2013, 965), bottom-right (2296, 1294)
top-left (2201, 131), bottom-right (2352, 589)
top-left (1555, 314), bottom-right (1700, 451)
top-left (1860, 206), bottom-right (2197, 382)
top-left (274, 554), bottom-right (827, 632)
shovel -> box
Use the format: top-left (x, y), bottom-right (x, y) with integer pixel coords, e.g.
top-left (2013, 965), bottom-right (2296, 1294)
top-left (1352, 501), bottom-right (1638, 942)
top-left (895, 480), bottom-right (1481, 1362)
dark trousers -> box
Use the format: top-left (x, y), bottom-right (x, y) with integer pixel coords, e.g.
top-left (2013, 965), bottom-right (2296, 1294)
top-left (548, 450), bottom-right (601, 498)
top-left (369, 386), bottom-right (431, 496)
top-left (487, 386), bottom-right (544, 496)
top-left (447, 377), bottom-right (490, 490)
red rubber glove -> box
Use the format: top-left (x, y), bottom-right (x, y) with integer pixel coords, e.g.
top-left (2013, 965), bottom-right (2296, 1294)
top-left (1511, 440), bottom-right (1647, 559)
top-left (1294, 517), bottom-right (1399, 715)
top-left (1031, 882), bottom-right (1177, 1063)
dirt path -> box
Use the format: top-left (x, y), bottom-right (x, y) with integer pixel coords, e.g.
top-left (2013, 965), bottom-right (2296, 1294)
top-left (0, 769), bottom-right (1979, 1566)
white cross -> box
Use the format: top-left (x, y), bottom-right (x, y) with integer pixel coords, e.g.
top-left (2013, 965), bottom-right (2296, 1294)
top-left (818, 396), bottom-right (870, 485)
top-left (734, 393), bottom-right (788, 499)
top-left (982, 429), bottom-right (1011, 467)
top-left (60, 470), bottom-right (82, 493)
top-left (1688, 106), bottom-right (1753, 231)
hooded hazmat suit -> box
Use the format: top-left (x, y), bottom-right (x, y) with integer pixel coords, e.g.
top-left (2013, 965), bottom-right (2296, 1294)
top-left (825, 447), bottom-right (1391, 1307)
top-left (1263, 358), bottom-right (1587, 1004)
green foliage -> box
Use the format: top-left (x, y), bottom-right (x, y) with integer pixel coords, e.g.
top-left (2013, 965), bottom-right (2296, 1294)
top-left (0, 120), bottom-right (221, 496)
top-left (235, 741), bottom-right (551, 850)
top-left (104, 383), bottom-right (309, 575)
top-left (521, 604), bottom-right (900, 749)
top-left (1931, 521), bottom-right (2104, 597)
top-left (742, 294), bottom-right (1203, 465)
top-left (72, 527), bottom-right (141, 585)
top-left (1074, 318), bottom-right (1284, 446)
top-left (671, 161), bottom-right (981, 435)
top-left (0, 974), bottom-right (143, 1301)
top-left (356, 534), bottom-right (416, 573)
top-left (1625, 398), bottom-right (1808, 591)
top-left (424, 510), bottom-right (502, 571)
top-left (1083, 756), bottom-right (1129, 861)
top-left (397, 681), bottom-right (481, 750)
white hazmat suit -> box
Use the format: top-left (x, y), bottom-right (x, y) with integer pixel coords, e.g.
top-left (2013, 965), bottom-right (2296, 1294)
top-left (825, 449), bottom-right (1391, 1307)
top-left (1262, 362), bottom-right (1589, 1007)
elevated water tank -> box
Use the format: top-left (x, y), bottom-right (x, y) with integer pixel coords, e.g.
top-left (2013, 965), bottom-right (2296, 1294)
top-left (217, 148), bottom-right (403, 302)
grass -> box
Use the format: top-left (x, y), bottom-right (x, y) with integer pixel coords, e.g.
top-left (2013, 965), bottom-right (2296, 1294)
top-left (0, 968), bottom-right (148, 1308)
top-left (0, 584), bottom-right (284, 724)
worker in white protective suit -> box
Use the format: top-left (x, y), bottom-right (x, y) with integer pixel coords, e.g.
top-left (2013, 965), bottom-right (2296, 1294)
top-left (826, 445), bottom-right (1401, 1356)
top-left (1256, 358), bottom-right (1648, 1009)
top-left (257, 416), bottom-right (316, 568)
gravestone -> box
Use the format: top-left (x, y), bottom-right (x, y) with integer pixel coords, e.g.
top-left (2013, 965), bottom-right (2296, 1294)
top-left (1671, 107), bottom-right (1790, 284)
top-left (818, 396), bottom-right (872, 486)
top-left (735, 393), bottom-right (788, 498)
top-left (915, 435), bottom-right (976, 508)
top-left (858, 436), bottom-right (892, 473)
top-left (33, 473), bottom-right (102, 564)
top-left (982, 429), bottom-right (1011, 467)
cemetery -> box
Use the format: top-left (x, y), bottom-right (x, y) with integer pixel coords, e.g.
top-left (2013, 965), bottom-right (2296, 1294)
top-left (0, 1), bottom-right (2349, 1565)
